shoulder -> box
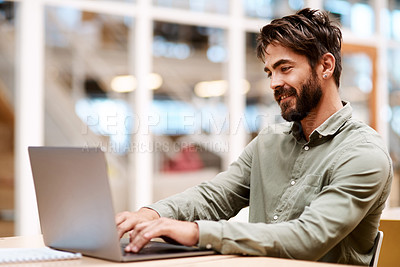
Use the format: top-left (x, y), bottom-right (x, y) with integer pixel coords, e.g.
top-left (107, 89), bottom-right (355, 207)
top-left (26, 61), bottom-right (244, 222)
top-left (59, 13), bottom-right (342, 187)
top-left (339, 118), bottom-right (388, 155)
top-left (331, 119), bottom-right (392, 184)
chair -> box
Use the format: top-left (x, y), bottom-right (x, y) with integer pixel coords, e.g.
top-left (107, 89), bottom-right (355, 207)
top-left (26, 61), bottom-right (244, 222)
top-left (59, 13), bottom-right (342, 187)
top-left (370, 230), bottom-right (383, 267)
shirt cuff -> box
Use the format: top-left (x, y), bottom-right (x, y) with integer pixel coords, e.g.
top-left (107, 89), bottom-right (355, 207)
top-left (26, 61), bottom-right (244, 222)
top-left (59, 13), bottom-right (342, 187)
top-left (195, 220), bottom-right (223, 252)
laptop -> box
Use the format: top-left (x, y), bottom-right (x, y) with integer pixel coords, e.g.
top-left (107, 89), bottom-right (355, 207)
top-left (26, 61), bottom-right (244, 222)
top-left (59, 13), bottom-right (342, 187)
top-left (28, 146), bottom-right (215, 262)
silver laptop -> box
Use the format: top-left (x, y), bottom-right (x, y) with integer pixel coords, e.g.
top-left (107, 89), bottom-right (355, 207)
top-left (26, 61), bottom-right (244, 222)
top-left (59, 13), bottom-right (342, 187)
top-left (28, 146), bottom-right (215, 262)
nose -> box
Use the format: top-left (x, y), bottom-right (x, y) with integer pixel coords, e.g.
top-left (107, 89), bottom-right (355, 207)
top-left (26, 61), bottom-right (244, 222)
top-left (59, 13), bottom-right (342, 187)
top-left (270, 74), bottom-right (284, 91)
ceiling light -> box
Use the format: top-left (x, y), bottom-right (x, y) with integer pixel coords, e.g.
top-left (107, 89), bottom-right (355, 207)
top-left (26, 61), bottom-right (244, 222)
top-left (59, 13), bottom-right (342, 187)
top-left (111, 73), bottom-right (163, 93)
top-left (194, 79), bottom-right (250, 98)
top-left (194, 80), bottom-right (227, 98)
top-left (148, 73), bottom-right (163, 90)
top-left (111, 75), bottom-right (136, 93)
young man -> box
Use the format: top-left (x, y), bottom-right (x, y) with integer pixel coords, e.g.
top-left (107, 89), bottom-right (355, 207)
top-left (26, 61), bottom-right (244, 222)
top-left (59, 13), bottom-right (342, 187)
top-left (116, 8), bottom-right (393, 265)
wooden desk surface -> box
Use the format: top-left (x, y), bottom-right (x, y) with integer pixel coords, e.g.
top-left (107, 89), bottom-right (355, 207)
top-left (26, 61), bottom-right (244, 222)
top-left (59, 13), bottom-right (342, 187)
top-left (0, 235), bottom-right (359, 267)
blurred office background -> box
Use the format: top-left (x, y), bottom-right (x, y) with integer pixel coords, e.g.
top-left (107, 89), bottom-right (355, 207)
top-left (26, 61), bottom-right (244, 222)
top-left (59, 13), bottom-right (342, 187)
top-left (0, 0), bottom-right (399, 236)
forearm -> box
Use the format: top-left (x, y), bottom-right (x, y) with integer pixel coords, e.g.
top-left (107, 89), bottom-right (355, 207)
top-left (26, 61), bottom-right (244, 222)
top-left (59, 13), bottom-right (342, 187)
top-left (196, 220), bottom-right (305, 258)
top-left (195, 210), bottom-right (357, 260)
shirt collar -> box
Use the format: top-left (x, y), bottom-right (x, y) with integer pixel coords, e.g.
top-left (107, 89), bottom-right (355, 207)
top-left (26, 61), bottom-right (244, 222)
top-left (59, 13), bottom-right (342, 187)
top-left (289, 101), bottom-right (352, 141)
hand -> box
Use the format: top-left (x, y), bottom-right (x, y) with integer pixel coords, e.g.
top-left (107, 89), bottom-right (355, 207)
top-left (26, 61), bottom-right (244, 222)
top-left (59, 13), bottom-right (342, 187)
top-left (124, 218), bottom-right (199, 253)
top-left (115, 208), bottom-right (160, 239)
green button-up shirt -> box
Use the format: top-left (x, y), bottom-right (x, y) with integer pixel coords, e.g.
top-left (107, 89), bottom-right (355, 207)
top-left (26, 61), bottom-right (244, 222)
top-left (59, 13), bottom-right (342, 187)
top-left (147, 102), bottom-right (393, 266)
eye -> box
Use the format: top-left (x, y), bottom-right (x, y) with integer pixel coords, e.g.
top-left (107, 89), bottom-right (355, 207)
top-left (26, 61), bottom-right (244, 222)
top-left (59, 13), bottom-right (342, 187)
top-left (281, 66), bottom-right (291, 73)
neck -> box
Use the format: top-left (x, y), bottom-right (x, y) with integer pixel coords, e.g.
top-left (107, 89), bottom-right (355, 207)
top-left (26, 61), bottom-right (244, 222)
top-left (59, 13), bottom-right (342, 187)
top-left (300, 87), bottom-right (343, 141)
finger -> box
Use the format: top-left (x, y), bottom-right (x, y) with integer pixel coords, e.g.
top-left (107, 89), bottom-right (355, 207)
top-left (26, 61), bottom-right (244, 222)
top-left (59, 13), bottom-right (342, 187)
top-left (126, 219), bottom-right (173, 253)
top-left (116, 212), bottom-right (139, 238)
top-left (115, 211), bottom-right (130, 225)
top-left (117, 220), bottom-right (138, 239)
top-left (143, 220), bottom-right (198, 247)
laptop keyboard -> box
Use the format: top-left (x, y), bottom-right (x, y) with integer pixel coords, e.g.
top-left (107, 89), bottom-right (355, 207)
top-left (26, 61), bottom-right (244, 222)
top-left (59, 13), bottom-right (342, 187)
top-left (121, 240), bottom-right (201, 255)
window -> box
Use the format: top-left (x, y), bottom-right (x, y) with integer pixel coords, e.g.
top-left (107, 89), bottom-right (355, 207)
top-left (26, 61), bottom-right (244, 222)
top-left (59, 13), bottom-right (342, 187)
top-left (151, 22), bottom-right (228, 201)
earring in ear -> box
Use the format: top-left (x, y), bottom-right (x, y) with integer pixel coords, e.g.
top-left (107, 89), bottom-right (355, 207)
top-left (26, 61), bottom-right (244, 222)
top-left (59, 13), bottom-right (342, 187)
top-left (323, 74), bottom-right (328, 78)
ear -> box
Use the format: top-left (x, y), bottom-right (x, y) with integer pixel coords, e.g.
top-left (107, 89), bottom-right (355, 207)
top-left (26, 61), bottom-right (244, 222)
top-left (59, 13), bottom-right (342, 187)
top-left (320, 53), bottom-right (335, 80)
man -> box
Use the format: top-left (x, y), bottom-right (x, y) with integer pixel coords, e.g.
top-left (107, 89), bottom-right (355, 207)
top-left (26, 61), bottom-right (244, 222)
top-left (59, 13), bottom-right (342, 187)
top-left (116, 8), bottom-right (393, 265)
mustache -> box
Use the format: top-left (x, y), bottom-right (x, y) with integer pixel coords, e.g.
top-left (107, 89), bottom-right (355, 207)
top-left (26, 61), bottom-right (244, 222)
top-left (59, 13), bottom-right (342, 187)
top-left (274, 86), bottom-right (297, 102)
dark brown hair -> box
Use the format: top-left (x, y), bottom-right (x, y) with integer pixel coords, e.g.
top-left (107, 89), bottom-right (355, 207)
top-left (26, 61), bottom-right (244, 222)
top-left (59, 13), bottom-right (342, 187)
top-left (256, 8), bottom-right (342, 87)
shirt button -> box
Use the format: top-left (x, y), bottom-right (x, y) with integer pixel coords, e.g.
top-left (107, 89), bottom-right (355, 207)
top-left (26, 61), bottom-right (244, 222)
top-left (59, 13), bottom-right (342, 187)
top-left (290, 180), bottom-right (296, 186)
top-left (206, 244), bottom-right (212, 249)
top-left (319, 135), bottom-right (322, 139)
top-left (273, 215), bottom-right (278, 220)
top-left (304, 146), bottom-right (309, 151)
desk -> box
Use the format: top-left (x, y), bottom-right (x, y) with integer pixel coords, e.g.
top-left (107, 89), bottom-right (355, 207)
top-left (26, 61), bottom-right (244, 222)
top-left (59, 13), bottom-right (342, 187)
top-left (0, 235), bottom-right (358, 267)
top-left (379, 207), bottom-right (400, 267)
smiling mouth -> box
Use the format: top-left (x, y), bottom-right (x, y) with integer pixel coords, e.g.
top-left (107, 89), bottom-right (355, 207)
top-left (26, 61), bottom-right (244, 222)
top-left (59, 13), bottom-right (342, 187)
top-left (280, 94), bottom-right (290, 101)
top-left (274, 87), bottom-right (296, 103)
top-left (278, 94), bottom-right (294, 104)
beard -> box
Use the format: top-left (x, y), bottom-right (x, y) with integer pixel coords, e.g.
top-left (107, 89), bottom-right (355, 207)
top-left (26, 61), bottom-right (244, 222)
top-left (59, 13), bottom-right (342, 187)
top-left (274, 72), bottom-right (323, 122)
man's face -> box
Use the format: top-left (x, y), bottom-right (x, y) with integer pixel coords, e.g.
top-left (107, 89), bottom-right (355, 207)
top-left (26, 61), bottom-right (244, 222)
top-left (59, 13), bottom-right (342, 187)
top-left (263, 44), bottom-right (322, 122)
